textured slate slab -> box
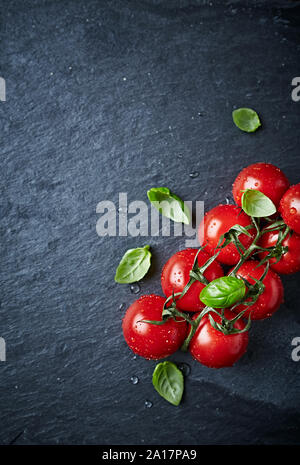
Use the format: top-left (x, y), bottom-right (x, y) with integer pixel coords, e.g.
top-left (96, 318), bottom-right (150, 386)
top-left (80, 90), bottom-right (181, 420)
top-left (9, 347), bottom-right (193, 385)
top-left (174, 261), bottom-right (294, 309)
top-left (0, 0), bottom-right (300, 445)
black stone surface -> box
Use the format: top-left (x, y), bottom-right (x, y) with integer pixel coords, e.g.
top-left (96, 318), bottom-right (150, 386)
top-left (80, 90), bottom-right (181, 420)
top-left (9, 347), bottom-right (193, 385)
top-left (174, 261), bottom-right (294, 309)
top-left (1, 0), bottom-right (300, 445)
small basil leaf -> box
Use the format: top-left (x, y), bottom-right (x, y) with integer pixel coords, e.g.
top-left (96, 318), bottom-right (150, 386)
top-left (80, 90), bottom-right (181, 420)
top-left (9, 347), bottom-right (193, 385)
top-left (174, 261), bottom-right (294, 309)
top-left (241, 189), bottom-right (276, 217)
top-left (152, 361), bottom-right (184, 406)
top-left (232, 107), bottom-right (261, 133)
top-left (114, 245), bottom-right (151, 283)
top-left (147, 187), bottom-right (191, 225)
top-left (200, 276), bottom-right (246, 308)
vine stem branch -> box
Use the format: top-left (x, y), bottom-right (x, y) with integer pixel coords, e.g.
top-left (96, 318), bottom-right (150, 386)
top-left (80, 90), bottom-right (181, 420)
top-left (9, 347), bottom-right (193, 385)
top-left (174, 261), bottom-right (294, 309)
top-left (180, 217), bottom-right (263, 351)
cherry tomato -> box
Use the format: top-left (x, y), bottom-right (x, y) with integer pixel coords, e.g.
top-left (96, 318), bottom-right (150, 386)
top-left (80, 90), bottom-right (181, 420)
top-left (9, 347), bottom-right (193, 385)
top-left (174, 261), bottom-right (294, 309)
top-left (161, 248), bottom-right (224, 312)
top-left (122, 294), bottom-right (187, 360)
top-left (198, 204), bottom-right (255, 265)
top-left (279, 183), bottom-right (300, 234)
top-left (233, 162), bottom-right (290, 209)
top-left (189, 309), bottom-right (249, 368)
top-left (258, 228), bottom-right (300, 274)
top-left (230, 260), bottom-right (284, 320)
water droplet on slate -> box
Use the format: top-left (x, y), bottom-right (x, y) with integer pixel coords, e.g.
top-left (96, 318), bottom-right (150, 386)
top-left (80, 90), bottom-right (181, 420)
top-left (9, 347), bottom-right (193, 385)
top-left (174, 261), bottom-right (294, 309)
top-left (130, 376), bottom-right (139, 385)
top-left (144, 400), bottom-right (153, 408)
top-left (130, 283), bottom-right (140, 294)
top-left (118, 207), bottom-right (127, 215)
top-left (119, 303), bottom-right (126, 311)
top-left (189, 172), bottom-right (199, 179)
top-left (178, 362), bottom-right (191, 377)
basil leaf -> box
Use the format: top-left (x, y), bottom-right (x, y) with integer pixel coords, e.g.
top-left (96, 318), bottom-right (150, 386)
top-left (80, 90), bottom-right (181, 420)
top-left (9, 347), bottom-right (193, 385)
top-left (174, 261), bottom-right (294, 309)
top-left (232, 108), bottom-right (261, 133)
top-left (152, 361), bottom-right (184, 406)
top-left (200, 276), bottom-right (246, 308)
top-left (114, 245), bottom-right (151, 283)
top-left (147, 187), bottom-right (191, 225)
top-left (242, 189), bottom-right (276, 217)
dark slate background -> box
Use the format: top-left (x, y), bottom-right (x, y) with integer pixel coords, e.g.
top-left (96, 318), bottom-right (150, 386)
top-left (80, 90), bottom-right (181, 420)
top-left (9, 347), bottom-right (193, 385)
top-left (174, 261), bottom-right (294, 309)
top-left (1, 0), bottom-right (300, 445)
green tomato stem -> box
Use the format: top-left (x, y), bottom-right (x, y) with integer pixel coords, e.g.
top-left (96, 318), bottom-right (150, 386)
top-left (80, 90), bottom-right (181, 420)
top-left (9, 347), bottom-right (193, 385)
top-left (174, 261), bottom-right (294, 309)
top-left (181, 217), bottom-right (263, 350)
top-left (180, 216), bottom-right (289, 350)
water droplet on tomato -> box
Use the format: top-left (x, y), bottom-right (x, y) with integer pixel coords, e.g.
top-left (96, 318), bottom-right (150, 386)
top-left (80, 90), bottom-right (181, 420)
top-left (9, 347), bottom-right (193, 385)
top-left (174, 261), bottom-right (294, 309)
top-left (290, 208), bottom-right (297, 215)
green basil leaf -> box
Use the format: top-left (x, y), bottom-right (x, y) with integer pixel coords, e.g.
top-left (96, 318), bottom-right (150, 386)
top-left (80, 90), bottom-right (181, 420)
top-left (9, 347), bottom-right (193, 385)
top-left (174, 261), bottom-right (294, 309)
top-left (200, 276), bottom-right (246, 308)
top-left (152, 361), bottom-right (184, 406)
top-left (114, 245), bottom-right (151, 283)
top-left (241, 189), bottom-right (276, 217)
top-left (232, 108), bottom-right (261, 133)
top-left (147, 187), bottom-right (191, 225)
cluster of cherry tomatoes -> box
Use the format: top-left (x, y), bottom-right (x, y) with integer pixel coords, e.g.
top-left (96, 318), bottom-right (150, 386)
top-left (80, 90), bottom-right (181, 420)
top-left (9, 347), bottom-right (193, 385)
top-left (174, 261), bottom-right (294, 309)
top-left (122, 163), bottom-right (300, 368)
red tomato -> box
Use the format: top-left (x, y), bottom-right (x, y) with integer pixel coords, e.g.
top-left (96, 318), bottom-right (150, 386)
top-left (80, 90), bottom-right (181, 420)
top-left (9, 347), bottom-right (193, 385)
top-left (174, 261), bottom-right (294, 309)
top-left (122, 294), bottom-right (187, 360)
top-left (233, 163), bottom-right (290, 209)
top-left (279, 183), bottom-right (300, 235)
top-left (189, 309), bottom-right (249, 368)
top-left (198, 204), bottom-right (255, 265)
top-left (258, 228), bottom-right (300, 274)
top-left (161, 248), bottom-right (224, 312)
top-left (230, 260), bottom-right (284, 320)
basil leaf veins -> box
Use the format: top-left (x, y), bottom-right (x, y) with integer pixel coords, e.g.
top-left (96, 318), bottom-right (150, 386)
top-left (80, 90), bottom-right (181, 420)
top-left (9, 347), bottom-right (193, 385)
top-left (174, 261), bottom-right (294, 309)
top-left (200, 276), bottom-right (246, 308)
top-left (147, 187), bottom-right (191, 225)
top-left (232, 108), bottom-right (261, 133)
top-left (114, 245), bottom-right (151, 284)
top-left (241, 189), bottom-right (276, 217)
top-left (152, 361), bottom-right (184, 406)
